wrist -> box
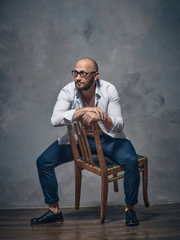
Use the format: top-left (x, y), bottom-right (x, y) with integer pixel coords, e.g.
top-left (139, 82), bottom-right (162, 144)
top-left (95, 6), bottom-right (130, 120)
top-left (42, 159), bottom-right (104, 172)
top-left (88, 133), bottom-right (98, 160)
top-left (101, 117), bottom-right (113, 130)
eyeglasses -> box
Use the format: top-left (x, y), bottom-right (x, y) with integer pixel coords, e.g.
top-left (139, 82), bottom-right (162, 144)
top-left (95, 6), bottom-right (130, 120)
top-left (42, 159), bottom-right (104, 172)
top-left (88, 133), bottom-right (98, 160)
top-left (71, 70), bottom-right (96, 79)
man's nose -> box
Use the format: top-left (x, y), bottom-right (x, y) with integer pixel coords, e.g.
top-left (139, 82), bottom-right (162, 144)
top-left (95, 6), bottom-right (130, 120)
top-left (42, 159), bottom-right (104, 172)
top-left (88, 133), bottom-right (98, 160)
top-left (75, 73), bottom-right (82, 80)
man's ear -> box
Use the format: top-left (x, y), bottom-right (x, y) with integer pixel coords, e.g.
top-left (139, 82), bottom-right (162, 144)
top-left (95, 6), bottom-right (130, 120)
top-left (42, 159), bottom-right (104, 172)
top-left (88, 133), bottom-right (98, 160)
top-left (94, 72), bottom-right (99, 81)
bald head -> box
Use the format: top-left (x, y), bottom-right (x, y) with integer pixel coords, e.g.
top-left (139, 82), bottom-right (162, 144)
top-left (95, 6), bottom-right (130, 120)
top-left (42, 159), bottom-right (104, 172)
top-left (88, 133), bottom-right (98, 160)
top-left (75, 58), bottom-right (98, 72)
top-left (73, 58), bottom-right (99, 91)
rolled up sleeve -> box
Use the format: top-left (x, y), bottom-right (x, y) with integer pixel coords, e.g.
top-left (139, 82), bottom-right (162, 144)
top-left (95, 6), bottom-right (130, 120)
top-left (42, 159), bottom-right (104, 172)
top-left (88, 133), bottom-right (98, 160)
top-left (105, 85), bottom-right (124, 133)
top-left (51, 88), bottom-right (75, 126)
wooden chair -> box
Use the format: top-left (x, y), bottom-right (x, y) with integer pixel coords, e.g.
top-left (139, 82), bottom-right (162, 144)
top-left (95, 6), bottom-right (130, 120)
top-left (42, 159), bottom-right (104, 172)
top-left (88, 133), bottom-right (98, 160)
top-left (67, 121), bottom-right (149, 223)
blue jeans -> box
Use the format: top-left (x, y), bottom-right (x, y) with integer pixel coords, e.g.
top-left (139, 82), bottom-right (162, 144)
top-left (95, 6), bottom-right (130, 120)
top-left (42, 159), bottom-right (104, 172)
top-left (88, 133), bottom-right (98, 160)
top-left (36, 134), bottom-right (140, 206)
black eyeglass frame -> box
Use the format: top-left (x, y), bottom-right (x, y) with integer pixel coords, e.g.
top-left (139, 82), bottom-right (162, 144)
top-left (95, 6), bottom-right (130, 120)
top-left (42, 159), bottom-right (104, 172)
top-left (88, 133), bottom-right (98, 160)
top-left (71, 70), bottom-right (97, 79)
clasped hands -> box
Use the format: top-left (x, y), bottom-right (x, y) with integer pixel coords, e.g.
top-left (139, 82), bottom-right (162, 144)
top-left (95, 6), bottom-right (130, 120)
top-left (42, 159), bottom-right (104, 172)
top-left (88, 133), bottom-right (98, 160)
top-left (81, 107), bottom-right (107, 126)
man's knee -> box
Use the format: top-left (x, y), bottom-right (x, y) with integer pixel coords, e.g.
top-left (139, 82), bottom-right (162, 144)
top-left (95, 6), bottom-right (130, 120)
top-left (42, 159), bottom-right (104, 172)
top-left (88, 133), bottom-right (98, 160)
top-left (125, 155), bottom-right (139, 170)
top-left (36, 155), bottom-right (45, 170)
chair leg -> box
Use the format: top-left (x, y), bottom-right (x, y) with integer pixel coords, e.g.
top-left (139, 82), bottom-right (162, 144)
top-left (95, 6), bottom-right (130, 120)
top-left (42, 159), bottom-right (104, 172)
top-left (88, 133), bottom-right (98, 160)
top-left (100, 175), bottom-right (108, 223)
top-left (75, 166), bottom-right (82, 210)
top-left (142, 158), bottom-right (150, 207)
top-left (113, 174), bottom-right (119, 192)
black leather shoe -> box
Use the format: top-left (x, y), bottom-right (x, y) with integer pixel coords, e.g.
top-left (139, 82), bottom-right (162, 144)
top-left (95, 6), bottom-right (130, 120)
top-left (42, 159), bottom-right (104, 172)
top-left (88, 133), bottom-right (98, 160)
top-left (30, 210), bottom-right (64, 224)
top-left (125, 209), bottom-right (139, 226)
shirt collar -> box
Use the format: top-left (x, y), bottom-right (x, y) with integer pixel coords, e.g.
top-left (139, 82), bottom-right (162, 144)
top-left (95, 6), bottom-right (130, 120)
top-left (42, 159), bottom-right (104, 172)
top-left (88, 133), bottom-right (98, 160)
top-left (95, 79), bottom-right (101, 99)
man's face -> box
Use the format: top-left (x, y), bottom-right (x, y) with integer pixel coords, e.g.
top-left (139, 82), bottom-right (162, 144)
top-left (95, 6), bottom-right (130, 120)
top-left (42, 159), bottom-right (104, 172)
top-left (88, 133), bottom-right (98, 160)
top-left (73, 59), bottom-right (98, 91)
top-left (75, 74), bottom-right (95, 91)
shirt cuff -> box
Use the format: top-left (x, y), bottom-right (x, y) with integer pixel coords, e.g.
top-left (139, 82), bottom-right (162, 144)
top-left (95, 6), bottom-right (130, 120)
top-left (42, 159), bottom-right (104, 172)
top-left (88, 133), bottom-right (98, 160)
top-left (108, 116), bottom-right (124, 132)
top-left (63, 109), bottom-right (76, 123)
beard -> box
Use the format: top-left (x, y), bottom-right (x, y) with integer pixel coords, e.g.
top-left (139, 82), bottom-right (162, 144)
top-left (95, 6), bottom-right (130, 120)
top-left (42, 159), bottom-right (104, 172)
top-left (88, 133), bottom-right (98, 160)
top-left (75, 75), bottom-right (95, 91)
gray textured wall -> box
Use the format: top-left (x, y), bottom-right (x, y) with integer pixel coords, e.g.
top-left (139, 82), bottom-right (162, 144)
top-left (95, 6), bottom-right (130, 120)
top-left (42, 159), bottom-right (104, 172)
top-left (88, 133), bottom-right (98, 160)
top-left (0, 0), bottom-right (180, 208)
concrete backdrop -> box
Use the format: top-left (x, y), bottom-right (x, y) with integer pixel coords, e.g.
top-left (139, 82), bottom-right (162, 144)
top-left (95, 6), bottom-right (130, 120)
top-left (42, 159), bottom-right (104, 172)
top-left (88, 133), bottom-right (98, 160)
top-left (0, 0), bottom-right (180, 208)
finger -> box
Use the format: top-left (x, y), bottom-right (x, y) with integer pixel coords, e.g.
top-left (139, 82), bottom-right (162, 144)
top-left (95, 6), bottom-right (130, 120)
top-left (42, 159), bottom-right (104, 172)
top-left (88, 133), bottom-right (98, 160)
top-left (102, 112), bottom-right (107, 121)
top-left (100, 111), bottom-right (106, 121)
top-left (82, 115), bottom-right (89, 123)
top-left (101, 113), bottom-right (105, 121)
top-left (98, 110), bottom-right (104, 120)
top-left (98, 111), bottom-right (102, 120)
top-left (92, 109), bottom-right (100, 119)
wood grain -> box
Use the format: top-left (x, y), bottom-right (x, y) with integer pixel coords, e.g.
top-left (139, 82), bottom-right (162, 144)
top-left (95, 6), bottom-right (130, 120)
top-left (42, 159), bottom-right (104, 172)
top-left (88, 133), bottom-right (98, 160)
top-left (0, 204), bottom-right (180, 240)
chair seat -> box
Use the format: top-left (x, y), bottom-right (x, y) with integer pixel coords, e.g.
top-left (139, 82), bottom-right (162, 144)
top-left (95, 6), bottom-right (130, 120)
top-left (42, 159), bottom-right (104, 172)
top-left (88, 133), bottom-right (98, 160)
top-left (86, 154), bottom-right (146, 169)
top-left (92, 154), bottom-right (118, 168)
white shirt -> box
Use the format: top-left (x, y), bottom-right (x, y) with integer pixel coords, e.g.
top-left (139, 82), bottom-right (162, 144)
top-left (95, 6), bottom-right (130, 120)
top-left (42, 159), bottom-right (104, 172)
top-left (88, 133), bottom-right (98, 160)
top-left (51, 79), bottom-right (127, 144)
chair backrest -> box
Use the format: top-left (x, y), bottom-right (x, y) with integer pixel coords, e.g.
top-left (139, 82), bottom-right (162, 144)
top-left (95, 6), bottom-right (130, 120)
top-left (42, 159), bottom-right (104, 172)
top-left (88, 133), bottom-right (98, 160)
top-left (67, 121), bottom-right (107, 170)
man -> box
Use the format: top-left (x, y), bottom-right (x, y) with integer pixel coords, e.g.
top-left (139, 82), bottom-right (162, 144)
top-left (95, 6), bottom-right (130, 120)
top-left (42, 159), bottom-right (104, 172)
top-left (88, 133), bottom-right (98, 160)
top-left (30, 58), bottom-right (140, 226)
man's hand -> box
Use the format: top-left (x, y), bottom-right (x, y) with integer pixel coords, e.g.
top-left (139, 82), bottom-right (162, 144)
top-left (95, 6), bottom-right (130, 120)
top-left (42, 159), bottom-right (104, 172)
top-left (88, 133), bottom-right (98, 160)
top-left (82, 107), bottom-right (108, 126)
top-left (73, 107), bottom-right (106, 122)
top-left (72, 107), bottom-right (112, 129)
top-left (82, 112), bottom-right (99, 126)
top-left (85, 107), bottom-right (107, 121)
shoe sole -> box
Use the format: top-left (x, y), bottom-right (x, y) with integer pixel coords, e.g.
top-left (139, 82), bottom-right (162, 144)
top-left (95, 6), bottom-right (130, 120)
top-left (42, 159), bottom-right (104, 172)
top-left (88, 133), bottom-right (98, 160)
top-left (31, 218), bottom-right (64, 225)
top-left (126, 222), bottom-right (139, 226)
